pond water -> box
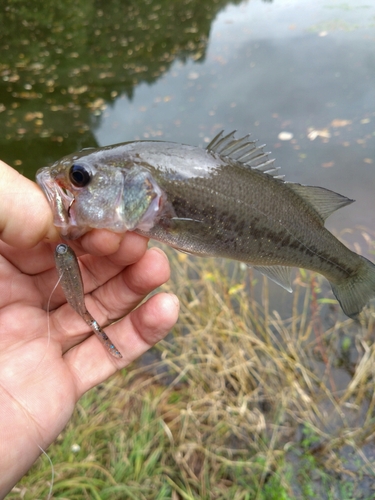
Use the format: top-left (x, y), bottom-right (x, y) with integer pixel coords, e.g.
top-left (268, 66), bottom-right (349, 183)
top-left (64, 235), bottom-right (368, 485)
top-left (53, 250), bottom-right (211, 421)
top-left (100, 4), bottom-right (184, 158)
top-left (1, 1), bottom-right (374, 252)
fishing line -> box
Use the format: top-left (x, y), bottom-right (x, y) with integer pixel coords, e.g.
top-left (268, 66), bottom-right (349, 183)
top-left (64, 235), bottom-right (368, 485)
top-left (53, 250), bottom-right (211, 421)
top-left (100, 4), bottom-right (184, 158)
top-left (27, 271), bottom-right (63, 498)
top-left (35, 273), bottom-right (64, 498)
top-left (33, 273), bottom-right (63, 372)
top-left (46, 273), bottom-right (63, 354)
top-left (37, 444), bottom-right (55, 500)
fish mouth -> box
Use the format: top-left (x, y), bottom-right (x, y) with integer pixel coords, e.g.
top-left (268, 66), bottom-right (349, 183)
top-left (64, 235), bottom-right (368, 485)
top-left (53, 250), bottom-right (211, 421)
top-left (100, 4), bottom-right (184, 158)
top-left (36, 167), bottom-right (78, 237)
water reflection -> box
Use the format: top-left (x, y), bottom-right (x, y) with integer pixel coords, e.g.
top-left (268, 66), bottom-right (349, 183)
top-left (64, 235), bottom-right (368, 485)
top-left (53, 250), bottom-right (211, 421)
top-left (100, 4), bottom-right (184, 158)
top-left (0, 0), bottom-right (242, 168)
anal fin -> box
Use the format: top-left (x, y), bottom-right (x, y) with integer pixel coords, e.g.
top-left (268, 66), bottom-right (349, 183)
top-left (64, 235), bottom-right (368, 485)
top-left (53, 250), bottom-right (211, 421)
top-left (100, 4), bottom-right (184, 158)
top-left (251, 265), bottom-right (293, 292)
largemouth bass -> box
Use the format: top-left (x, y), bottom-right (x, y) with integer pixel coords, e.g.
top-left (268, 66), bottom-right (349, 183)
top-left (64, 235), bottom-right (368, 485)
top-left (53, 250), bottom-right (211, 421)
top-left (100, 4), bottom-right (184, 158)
top-left (54, 243), bottom-right (122, 358)
top-left (37, 131), bottom-right (375, 318)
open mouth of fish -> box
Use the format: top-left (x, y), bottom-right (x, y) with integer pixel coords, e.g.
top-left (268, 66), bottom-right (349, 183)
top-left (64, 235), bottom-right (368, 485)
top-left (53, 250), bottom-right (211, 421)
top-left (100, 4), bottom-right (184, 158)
top-left (36, 166), bottom-right (80, 238)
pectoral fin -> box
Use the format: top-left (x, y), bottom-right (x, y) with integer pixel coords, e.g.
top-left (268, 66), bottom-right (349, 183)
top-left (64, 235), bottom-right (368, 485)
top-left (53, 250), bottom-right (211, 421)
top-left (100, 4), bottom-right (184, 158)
top-left (167, 217), bottom-right (214, 253)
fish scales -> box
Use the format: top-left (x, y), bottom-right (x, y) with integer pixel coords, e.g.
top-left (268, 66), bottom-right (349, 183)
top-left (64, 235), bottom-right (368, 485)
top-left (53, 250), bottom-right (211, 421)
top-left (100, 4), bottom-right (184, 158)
top-left (37, 131), bottom-right (375, 318)
top-left (145, 159), bottom-right (358, 281)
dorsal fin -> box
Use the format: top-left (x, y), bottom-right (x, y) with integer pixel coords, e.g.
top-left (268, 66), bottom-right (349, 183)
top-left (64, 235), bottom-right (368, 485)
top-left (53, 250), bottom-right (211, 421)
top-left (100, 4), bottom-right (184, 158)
top-left (206, 130), bottom-right (283, 179)
top-left (287, 183), bottom-right (354, 221)
top-left (206, 131), bottom-right (352, 219)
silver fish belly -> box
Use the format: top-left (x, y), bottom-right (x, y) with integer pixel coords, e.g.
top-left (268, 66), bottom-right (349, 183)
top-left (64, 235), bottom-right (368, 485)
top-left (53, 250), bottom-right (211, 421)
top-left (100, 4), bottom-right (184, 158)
top-left (54, 243), bottom-right (122, 359)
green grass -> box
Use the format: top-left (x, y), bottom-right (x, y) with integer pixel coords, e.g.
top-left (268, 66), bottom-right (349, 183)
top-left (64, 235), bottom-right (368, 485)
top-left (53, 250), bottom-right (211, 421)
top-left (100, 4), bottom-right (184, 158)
top-left (9, 231), bottom-right (375, 499)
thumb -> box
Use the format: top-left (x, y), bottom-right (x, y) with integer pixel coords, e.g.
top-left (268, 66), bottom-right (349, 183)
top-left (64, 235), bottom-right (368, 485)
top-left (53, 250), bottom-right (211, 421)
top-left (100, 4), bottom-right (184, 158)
top-left (0, 160), bottom-right (59, 248)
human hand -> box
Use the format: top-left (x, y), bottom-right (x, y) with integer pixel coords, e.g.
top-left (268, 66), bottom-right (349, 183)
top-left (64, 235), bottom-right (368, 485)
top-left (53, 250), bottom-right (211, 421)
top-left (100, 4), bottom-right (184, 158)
top-left (0, 160), bottom-right (179, 497)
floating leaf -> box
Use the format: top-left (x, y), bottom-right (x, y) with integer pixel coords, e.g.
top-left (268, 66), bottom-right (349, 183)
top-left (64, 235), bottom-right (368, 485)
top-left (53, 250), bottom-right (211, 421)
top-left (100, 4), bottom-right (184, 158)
top-left (331, 119), bottom-right (352, 128)
top-left (307, 128), bottom-right (331, 140)
top-left (278, 131), bottom-right (293, 141)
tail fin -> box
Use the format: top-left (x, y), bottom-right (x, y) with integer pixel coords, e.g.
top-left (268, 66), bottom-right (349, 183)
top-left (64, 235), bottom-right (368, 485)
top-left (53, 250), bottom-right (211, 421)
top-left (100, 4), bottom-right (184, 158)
top-left (330, 256), bottom-right (375, 318)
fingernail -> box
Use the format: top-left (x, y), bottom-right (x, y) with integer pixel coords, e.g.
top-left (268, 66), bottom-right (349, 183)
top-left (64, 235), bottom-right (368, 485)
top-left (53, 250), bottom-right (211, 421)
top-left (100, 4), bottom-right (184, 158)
top-left (170, 293), bottom-right (180, 309)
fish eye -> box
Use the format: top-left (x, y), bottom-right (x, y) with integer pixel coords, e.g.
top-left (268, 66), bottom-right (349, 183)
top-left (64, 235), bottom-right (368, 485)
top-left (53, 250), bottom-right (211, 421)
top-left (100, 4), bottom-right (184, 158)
top-left (69, 164), bottom-right (91, 187)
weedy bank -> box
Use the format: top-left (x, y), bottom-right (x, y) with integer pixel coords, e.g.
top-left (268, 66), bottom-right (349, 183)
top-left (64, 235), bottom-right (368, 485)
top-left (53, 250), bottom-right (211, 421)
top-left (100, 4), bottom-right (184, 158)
top-left (10, 230), bottom-right (375, 499)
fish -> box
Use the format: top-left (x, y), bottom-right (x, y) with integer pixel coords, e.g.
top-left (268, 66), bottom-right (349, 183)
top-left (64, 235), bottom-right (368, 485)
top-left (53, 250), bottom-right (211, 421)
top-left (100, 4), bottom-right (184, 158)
top-left (37, 130), bottom-right (375, 319)
top-left (54, 243), bottom-right (122, 359)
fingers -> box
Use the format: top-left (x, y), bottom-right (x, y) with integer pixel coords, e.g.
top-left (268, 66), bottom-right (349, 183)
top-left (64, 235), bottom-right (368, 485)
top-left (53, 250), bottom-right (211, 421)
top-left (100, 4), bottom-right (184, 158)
top-left (0, 161), bottom-right (59, 248)
top-left (64, 292), bottom-right (179, 397)
top-left (78, 229), bottom-right (125, 257)
top-left (49, 245), bottom-right (171, 348)
top-left (0, 240), bottom-right (56, 276)
top-left (77, 231), bottom-right (151, 288)
top-left (34, 232), bottom-right (151, 310)
top-left (89, 247), bottom-right (171, 320)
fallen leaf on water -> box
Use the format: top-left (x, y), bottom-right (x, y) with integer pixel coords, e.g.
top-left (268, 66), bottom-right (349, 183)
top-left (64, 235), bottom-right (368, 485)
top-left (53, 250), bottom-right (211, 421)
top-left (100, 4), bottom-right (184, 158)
top-left (307, 128), bottom-right (331, 140)
top-left (40, 130), bottom-right (52, 138)
top-left (331, 119), bottom-right (352, 127)
top-left (12, 92), bottom-right (42, 99)
top-left (24, 111), bottom-right (43, 121)
top-left (87, 98), bottom-right (106, 111)
top-left (68, 85), bottom-right (88, 95)
top-left (364, 158), bottom-right (373, 164)
top-left (278, 131), bottom-right (293, 141)
top-left (99, 72), bottom-right (115, 79)
top-left (50, 105), bottom-right (65, 111)
top-left (321, 161), bottom-right (335, 168)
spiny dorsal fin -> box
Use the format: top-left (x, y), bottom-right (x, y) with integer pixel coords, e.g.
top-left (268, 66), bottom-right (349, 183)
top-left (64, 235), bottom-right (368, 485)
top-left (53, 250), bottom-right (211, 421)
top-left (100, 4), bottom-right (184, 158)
top-left (287, 183), bottom-right (354, 221)
top-left (206, 130), bottom-right (282, 179)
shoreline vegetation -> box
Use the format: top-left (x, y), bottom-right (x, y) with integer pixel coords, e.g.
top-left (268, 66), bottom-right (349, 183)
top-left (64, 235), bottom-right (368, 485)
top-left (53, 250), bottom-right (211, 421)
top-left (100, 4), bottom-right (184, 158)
top-left (10, 229), bottom-right (375, 499)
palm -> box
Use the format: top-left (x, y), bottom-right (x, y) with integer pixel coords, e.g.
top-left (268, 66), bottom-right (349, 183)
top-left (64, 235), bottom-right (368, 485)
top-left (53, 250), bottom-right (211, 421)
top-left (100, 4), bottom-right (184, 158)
top-left (0, 231), bottom-right (178, 494)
